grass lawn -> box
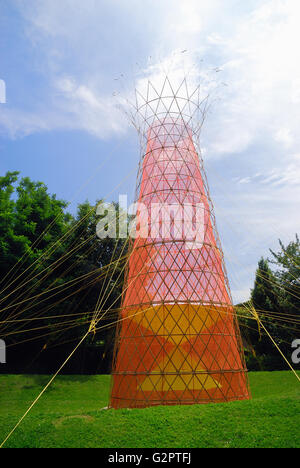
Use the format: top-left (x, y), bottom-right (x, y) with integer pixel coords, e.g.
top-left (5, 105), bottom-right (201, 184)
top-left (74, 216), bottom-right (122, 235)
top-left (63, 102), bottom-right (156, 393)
top-left (0, 371), bottom-right (299, 448)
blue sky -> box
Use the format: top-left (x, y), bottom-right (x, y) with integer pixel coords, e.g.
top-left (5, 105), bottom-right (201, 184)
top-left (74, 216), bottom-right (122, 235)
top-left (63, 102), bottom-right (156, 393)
top-left (0, 0), bottom-right (299, 302)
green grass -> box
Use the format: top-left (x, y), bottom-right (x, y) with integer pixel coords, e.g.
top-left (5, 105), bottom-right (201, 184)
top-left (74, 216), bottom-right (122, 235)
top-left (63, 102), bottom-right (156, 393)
top-left (0, 372), bottom-right (299, 448)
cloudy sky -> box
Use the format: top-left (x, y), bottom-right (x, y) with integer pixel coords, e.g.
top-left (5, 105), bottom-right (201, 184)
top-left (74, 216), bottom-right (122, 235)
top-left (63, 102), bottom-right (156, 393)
top-left (0, 0), bottom-right (299, 302)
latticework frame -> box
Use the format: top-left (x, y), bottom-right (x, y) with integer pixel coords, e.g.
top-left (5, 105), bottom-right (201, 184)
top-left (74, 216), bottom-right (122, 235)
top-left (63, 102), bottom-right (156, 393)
top-left (110, 77), bottom-right (250, 408)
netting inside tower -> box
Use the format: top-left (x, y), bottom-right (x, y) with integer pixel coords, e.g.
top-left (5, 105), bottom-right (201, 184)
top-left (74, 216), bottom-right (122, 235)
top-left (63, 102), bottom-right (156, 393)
top-left (110, 84), bottom-right (250, 408)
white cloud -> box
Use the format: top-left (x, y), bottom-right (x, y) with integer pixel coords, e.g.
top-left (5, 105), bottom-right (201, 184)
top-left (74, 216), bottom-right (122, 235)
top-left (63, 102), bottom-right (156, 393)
top-left (274, 128), bottom-right (294, 148)
top-left (5, 0), bottom-right (300, 152)
top-left (0, 107), bottom-right (56, 138)
top-left (238, 177), bottom-right (251, 184)
top-left (54, 77), bottom-right (128, 138)
top-left (201, 0), bottom-right (300, 159)
top-left (2, 0), bottom-right (300, 302)
top-left (0, 77), bottom-right (128, 140)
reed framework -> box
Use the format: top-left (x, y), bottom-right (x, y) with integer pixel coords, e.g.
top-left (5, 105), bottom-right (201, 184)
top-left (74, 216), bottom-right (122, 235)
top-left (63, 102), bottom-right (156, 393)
top-left (110, 77), bottom-right (250, 408)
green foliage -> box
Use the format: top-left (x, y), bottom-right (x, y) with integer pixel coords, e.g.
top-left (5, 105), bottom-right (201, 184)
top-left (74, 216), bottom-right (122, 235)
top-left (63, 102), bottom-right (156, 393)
top-left (0, 169), bottom-right (298, 374)
top-left (0, 372), bottom-right (299, 448)
top-left (238, 235), bottom-right (300, 371)
top-left (0, 172), bottom-right (70, 274)
top-left (0, 172), bottom-right (127, 374)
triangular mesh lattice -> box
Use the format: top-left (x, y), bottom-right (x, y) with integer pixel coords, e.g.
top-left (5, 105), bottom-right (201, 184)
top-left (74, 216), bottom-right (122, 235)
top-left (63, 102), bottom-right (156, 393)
top-left (110, 79), bottom-right (250, 408)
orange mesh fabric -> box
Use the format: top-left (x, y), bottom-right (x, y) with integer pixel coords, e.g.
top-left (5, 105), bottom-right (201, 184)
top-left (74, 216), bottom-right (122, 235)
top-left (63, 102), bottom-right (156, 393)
top-left (110, 119), bottom-right (250, 408)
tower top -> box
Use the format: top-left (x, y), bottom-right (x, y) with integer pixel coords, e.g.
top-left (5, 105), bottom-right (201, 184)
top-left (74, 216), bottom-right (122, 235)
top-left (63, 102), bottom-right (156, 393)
top-left (123, 75), bottom-right (211, 150)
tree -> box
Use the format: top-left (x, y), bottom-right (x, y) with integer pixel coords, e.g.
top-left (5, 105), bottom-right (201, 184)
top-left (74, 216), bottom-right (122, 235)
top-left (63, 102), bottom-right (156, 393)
top-left (252, 257), bottom-right (279, 312)
top-left (238, 236), bottom-right (300, 371)
top-left (0, 172), bottom-right (128, 374)
top-left (0, 171), bottom-right (30, 273)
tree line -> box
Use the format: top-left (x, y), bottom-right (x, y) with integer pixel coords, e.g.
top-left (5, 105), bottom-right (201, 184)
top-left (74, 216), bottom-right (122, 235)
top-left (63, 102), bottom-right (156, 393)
top-left (238, 235), bottom-right (300, 370)
top-left (0, 171), bottom-right (298, 373)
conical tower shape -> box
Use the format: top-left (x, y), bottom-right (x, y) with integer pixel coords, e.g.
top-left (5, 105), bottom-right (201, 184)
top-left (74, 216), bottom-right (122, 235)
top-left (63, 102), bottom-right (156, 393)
top-left (110, 78), bottom-right (250, 408)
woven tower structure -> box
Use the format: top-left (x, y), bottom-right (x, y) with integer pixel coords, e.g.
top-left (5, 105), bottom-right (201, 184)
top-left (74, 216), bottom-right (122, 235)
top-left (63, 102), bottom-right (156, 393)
top-left (110, 77), bottom-right (250, 408)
